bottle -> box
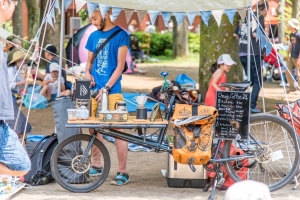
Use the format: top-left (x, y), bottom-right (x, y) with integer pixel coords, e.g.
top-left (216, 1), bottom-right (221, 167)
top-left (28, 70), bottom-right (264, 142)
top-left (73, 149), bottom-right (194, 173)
top-left (100, 88), bottom-right (108, 111)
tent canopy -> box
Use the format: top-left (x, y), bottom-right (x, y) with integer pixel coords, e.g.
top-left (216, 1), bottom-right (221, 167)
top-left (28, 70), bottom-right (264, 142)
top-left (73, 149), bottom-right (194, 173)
top-left (84, 0), bottom-right (252, 12)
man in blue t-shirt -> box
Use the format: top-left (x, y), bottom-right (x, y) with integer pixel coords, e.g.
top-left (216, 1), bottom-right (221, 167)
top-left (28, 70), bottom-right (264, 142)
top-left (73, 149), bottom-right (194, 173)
top-left (85, 8), bottom-right (130, 186)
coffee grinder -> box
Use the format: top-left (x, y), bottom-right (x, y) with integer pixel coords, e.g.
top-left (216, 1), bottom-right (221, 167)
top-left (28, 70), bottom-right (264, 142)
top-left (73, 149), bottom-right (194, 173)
top-left (133, 95), bottom-right (148, 120)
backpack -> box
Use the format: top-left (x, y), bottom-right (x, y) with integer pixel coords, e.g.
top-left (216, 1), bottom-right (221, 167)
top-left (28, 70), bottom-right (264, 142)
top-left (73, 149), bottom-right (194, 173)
top-left (24, 134), bottom-right (58, 186)
top-left (171, 104), bottom-right (218, 169)
top-left (207, 141), bottom-right (248, 190)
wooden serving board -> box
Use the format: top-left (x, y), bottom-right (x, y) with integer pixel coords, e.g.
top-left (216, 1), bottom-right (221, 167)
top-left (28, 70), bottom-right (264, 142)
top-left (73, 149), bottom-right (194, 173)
top-left (68, 116), bottom-right (168, 125)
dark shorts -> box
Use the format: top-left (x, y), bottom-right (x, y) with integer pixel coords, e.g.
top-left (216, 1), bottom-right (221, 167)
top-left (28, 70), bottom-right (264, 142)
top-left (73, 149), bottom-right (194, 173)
top-left (51, 93), bottom-right (57, 99)
top-left (0, 121), bottom-right (31, 171)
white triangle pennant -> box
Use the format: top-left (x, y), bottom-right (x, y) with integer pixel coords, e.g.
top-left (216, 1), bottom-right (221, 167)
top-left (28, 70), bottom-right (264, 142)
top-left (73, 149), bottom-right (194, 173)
top-left (87, 2), bottom-right (99, 17)
top-left (174, 12), bottom-right (185, 26)
top-left (224, 9), bottom-right (236, 25)
top-left (148, 10), bottom-right (160, 25)
top-left (124, 9), bottom-right (135, 23)
top-left (199, 11), bottom-right (211, 26)
top-left (237, 8), bottom-right (248, 22)
top-left (54, 0), bottom-right (61, 14)
top-left (136, 10), bottom-right (148, 25)
top-left (212, 10), bottom-right (223, 27)
top-left (51, 7), bottom-right (56, 23)
top-left (64, 0), bottom-right (73, 11)
top-left (252, 16), bottom-right (257, 32)
top-left (187, 12), bottom-right (197, 25)
top-left (161, 12), bottom-right (172, 27)
top-left (46, 15), bottom-right (54, 29)
top-left (99, 4), bottom-right (110, 19)
top-left (75, 0), bottom-right (86, 13)
top-left (112, 7), bottom-right (122, 22)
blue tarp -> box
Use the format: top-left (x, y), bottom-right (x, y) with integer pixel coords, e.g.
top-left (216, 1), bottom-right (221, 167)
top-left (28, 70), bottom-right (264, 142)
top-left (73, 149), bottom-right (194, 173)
top-left (122, 92), bottom-right (165, 112)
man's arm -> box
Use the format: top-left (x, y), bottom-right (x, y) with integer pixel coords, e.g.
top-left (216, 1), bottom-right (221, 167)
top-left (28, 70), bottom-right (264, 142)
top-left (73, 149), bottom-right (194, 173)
top-left (105, 46), bottom-right (128, 89)
top-left (84, 51), bottom-right (95, 86)
top-left (287, 42), bottom-right (292, 62)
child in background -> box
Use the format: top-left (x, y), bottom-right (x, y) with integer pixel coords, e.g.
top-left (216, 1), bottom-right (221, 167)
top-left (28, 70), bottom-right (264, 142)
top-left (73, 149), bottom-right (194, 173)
top-left (205, 54), bottom-right (236, 106)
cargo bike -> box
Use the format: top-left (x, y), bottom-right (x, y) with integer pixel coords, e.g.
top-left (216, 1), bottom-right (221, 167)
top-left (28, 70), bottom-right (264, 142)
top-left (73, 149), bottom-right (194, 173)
top-left (50, 81), bottom-right (300, 199)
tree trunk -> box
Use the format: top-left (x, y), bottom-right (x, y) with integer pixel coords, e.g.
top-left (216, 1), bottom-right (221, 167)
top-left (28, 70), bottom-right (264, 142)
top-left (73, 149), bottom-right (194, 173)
top-left (173, 16), bottom-right (189, 58)
top-left (172, 16), bottom-right (178, 59)
top-left (27, 0), bottom-right (41, 41)
top-left (199, 14), bottom-right (242, 100)
top-left (277, 0), bottom-right (286, 43)
top-left (12, 2), bottom-right (23, 40)
top-left (292, 0), bottom-right (299, 19)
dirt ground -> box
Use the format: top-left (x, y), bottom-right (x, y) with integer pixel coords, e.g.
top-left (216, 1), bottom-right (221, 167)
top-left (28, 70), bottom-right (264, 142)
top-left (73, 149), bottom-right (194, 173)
top-left (14, 63), bottom-right (300, 200)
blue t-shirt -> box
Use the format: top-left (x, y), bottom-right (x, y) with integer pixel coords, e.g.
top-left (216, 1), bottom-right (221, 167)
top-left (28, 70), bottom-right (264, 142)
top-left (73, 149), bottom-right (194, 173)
top-left (85, 26), bottom-right (130, 94)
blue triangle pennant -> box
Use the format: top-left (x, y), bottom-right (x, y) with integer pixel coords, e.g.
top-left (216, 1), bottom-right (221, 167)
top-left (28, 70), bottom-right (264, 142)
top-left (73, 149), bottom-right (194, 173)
top-left (265, 40), bottom-right (272, 56)
top-left (224, 9), bottom-right (236, 25)
top-left (187, 12), bottom-right (197, 25)
top-left (99, 4), bottom-right (110, 19)
top-left (64, 0), bottom-right (72, 11)
top-left (87, 2), bottom-right (99, 17)
top-left (260, 36), bottom-right (267, 50)
top-left (174, 12), bottom-right (185, 26)
top-left (54, 0), bottom-right (61, 14)
top-left (161, 12), bottom-right (172, 27)
top-left (148, 11), bottom-right (160, 25)
top-left (112, 7), bottom-right (122, 22)
top-left (200, 11), bottom-right (211, 26)
top-left (256, 27), bottom-right (263, 42)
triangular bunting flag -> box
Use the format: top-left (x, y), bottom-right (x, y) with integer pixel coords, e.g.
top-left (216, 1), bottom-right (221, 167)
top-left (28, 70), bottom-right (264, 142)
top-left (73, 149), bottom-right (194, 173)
top-left (237, 8), bottom-right (247, 22)
top-left (99, 4), bottom-right (110, 19)
top-left (252, 18), bottom-right (257, 32)
top-left (54, 0), bottom-right (61, 14)
top-left (75, 0), bottom-right (86, 13)
top-left (174, 12), bottom-right (186, 26)
top-left (224, 9), bottom-right (236, 25)
top-left (87, 2), bottom-right (99, 17)
top-left (64, 0), bottom-right (73, 11)
top-left (199, 11), bottom-right (211, 26)
top-left (136, 10), bottom-right (148, 25)
top-left (260, 36), bottom-right (266, 49)
top-left (51, 7), bottom-right (56, 23)
top-left (46, 15), bottom-right (54, 29)
top-left (187, 12), bottom-right (197, 25)
top-left (265, 40), bottom-right (272, 56)
top-left (212, 10), bottom-right (223, 27)
top-left (124, 9), bottom-right (135, 23)
top-left (256, 27), bottom-right (263, 42)
top-left (161, 12), bottom-right (172, 27)
top-left (112, 7), bottom-right (122, 22)
top-left (148, 10), bottom-right (160, 25)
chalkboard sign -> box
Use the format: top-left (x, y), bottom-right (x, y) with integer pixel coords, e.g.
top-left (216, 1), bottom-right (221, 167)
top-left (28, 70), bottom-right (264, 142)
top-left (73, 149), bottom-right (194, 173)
top-left (214, 91), bottom-right (250, 140)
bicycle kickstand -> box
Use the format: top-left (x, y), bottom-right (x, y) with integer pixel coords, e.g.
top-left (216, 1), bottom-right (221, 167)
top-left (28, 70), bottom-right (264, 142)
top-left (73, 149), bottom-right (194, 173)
top-left (207, 176), bottom-right (218, 200)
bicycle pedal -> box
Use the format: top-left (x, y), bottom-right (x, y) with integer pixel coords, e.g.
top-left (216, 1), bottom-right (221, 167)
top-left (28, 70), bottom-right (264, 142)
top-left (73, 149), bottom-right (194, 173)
top-left (216, 178), bottom-right (225, 188)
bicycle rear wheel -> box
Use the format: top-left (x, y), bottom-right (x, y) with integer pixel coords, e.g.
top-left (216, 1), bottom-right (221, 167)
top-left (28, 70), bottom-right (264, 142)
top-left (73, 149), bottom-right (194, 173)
top-left (51, 134), bottom-right (110, 193)
top-left (223, 113), bottom-right (300, 191)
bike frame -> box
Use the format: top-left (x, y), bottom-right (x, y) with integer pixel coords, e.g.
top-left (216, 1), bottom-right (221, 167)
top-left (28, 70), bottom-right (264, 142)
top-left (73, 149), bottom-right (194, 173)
top-left (66, 93), bottom-right (256, 164)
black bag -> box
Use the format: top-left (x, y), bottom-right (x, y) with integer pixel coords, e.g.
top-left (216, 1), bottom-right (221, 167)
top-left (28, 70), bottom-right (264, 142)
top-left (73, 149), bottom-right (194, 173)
top-left (24, 134), bottom-right (58, 186)
top-left (94, 29), bottom-right (128, 73)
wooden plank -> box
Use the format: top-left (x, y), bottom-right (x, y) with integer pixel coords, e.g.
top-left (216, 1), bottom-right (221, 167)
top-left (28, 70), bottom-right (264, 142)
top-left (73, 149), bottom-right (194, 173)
top-left (68, 116), bottom-right (168, 125)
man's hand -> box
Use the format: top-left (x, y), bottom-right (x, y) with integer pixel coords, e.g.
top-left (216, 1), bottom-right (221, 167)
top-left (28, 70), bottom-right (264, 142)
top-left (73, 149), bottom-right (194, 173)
top-left (286, 55), bottom-right (290, 63)
top-left (95, 88), bottom-right (103, 102)
top-left (85, 72), bottom-right (95, 87)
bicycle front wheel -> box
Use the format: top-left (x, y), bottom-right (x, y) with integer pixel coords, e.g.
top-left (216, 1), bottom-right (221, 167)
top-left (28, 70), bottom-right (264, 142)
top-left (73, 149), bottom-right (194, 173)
top-left (223, 113), bottom-right (300, 191)
top-left (51, 134), bottom-right (111, 193)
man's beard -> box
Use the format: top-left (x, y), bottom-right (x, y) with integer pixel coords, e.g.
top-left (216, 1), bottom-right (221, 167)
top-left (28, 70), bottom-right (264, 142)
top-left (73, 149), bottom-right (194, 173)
top-left (99, 19), bottom-right (106, 31)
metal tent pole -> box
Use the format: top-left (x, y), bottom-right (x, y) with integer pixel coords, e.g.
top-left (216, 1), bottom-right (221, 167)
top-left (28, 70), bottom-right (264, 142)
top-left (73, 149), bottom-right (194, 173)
top-left (247, 7), bottom-right (251, 87)
top-left (58, 0), bottom-right (65, 97)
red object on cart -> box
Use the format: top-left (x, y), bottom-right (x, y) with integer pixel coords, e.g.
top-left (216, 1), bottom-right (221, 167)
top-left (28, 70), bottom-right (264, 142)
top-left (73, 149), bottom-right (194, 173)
top-left (263, 48), bottom-right (282, 68)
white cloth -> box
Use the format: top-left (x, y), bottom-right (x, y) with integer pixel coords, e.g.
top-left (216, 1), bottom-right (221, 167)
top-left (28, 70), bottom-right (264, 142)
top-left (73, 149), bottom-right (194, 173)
top-left (7, 65), bottom-right (23, 94)
top-left (44, 74), bottom-right (65, 94)
top-left (144, 25), bottom-right (155, 33)
top-left (0, 41), bottom-right (14, 120)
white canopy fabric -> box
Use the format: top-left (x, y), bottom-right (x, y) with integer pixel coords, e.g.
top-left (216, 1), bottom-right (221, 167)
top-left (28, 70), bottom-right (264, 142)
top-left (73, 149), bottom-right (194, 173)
top-left (84, 0), bottom-right (252, 12)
